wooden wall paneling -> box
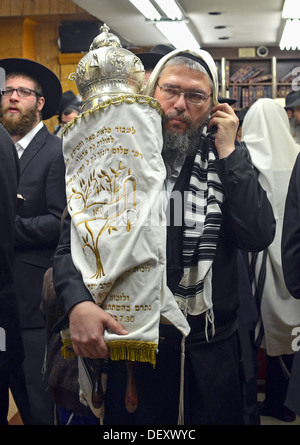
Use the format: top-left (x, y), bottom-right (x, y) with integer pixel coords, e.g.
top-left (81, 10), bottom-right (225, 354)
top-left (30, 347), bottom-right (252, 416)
top-left (0, 0), bottom-right (98, 132)
top-left (60, 62), bottom-right (79, 95)
top-left (19, 0), bottom-right (35, 16)
top-left (23, 18), bottom-right (37, 60)
top-left (0, 0), bottom-right (88, 17)
top-left (35, 21), bottom-right (61, 131)
top-left (29, 0), bottom-right (51, 16)
top-left (11, 0), bottom-right (27, 15)
top-left (58, 52), bottom-right (83, 95)
top-left (35, 21), bottom-right (60, 76)
top-left (49, 0), bottom-right (78, 15)
top-left (0, 18), bottom-right (24, 58)
top-left (0, 17), bottom-right (37, 59)
top-left (0, 0), bottom-right (18, 16)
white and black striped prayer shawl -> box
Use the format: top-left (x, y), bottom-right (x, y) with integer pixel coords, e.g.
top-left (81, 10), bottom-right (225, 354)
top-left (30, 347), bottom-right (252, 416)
top-left (249, 250), bottom-right (267, 348)
top-left (174, 127), bottom-right (225, 332)
top-left (145, 47), bottom-right (223, 337)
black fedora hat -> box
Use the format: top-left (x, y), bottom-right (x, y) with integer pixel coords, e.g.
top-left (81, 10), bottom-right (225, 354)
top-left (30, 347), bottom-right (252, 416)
top-left (137, 44), bottom-right (174, 70)
top-left (57, 90), bottom-right (82, 122)
top-left (0, 58), bottom-right (62, 120)
top-left (285, 90), bottom-right (300, 109)
top-left (58, 90), bottom-right (81, 113)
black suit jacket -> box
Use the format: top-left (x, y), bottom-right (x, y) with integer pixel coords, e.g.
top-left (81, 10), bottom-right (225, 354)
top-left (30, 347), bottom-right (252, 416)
top-left (166, 142), bottom-right (275, 337)
top-left (13, 125), bottom-right (67, 328)
top-left (0, 124), bottom-right (24, 363)
top-left (282, 152), bottom-right (300, 299)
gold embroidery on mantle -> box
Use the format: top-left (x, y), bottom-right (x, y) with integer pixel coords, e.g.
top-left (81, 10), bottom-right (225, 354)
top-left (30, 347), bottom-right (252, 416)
top-left (62, 94), bottom-right (162, 137)
top-left (68, 161), bottom-right (137, 279)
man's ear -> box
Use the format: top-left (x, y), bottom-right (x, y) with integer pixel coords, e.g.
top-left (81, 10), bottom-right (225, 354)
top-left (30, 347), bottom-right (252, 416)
top-left (286, 109), bottom-right (293, 119)
top-left (37, 96), bottom-right (45, 113)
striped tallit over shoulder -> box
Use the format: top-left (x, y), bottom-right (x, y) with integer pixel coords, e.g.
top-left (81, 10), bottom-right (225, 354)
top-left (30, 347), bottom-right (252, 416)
top-left (145, 47), bottom-right (224, 338)
top-left (174, 128), bottom-right (225, 336)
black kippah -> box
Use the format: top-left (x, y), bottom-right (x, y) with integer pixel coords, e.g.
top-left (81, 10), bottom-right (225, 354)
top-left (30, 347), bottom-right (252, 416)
top-left (176, 52), bottom-right (213, 81)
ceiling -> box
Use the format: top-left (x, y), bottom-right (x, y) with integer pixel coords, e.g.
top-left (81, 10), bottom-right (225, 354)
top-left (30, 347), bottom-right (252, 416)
top-left (71, 0), bottom-right (287, 50)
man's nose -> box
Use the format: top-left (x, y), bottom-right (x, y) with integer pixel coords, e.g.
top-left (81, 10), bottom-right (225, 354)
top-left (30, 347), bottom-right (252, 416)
top-left (173, 92), bottom-right (187, 110)
top-left (9, 90), bottom-right (19, 100)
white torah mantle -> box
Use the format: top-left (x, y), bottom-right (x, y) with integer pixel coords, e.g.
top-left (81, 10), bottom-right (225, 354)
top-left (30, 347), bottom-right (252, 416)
top-left (62, 95), bottom-right (190, 367)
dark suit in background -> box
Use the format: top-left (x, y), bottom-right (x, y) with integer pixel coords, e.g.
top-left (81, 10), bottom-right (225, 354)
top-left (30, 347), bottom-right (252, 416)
top-left (10, 125), bottom-right (66, 424)
top-left (0, 123), bottom-right (28, 424)
top-left (0, 57), bottom-right (65, 424)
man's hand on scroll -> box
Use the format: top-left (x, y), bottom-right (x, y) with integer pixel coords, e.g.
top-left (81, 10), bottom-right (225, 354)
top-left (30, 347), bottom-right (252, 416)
top-left (69, 301), bottom-right (128, 358)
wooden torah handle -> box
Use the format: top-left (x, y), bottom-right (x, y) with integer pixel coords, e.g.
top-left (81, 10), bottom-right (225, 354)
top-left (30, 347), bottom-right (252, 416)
top-left (91, 359), bottom-right (104, 409)
top-left (82, 357), bottom-right (105, 409)
top-left (125, 361), bottom-right (138, 413)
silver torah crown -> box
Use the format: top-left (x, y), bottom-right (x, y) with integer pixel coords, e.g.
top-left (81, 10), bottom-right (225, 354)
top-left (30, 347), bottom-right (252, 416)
top-left (74, 24), bottom-right (145, 111)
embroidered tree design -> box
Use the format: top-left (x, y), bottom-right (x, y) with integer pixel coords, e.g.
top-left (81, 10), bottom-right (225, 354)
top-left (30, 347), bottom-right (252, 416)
top-left (68, 161), bottom-right (134, 279)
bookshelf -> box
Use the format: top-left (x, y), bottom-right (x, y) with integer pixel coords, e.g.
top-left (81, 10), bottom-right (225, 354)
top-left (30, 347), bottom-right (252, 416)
top-left (228, 58), bottom-right (274, 109)
top-left (208, 48), bottom-right (299, 109)
top-left (276, 58), bottom-right (299, 101)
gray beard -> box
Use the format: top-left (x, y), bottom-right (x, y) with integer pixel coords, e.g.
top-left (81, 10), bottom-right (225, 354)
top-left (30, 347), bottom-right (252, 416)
top-left (290, 116), bottom-right (300, 145)
top-left (162, 124), bottom-right (205, 171)
top-left (161, 110), bottom-right (210, 170)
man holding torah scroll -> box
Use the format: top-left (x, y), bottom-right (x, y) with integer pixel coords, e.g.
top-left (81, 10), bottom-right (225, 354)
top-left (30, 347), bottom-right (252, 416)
top-left (53, 25), bottom-right (275, 425)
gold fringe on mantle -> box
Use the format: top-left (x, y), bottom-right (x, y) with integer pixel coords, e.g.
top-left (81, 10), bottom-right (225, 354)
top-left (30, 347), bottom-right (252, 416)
top-left (107, 340), bottom-right (157, 368)
top-left (61, 338), bottom-right (158, 367)
top-left (61, 338), bottom-right (76, 359)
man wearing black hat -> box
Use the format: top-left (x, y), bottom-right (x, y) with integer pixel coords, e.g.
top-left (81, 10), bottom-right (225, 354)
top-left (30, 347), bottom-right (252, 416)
top-left (137, 44), bottom-right (174, 83)
top-left (53, 89), bottom-right (81, 136)
top-left (285, 90), bottom-right (300, 144)
top-left (0, 58), bottom-right (66, 425)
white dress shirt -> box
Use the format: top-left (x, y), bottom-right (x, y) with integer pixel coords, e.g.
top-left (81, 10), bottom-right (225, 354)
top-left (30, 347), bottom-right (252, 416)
top-left (15, 121), bottom-right (44, 158)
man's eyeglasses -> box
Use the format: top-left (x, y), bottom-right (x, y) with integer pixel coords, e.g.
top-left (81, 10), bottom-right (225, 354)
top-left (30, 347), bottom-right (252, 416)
top-left (1, 87), bottom-right (41, 98)
top-left (157, 83), bottom-right (212, 105)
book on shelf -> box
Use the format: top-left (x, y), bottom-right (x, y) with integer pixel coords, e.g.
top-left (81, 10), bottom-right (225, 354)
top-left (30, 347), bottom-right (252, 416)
top-left (242, 87), bottom-right (249, 108)
top-left (277, 85), bottom-right (292, 98)
top-left (279, 66), bottom-right (299, 83)
top-left (230, 64), bottom-right (275, 84)
top-left (248, 85), bottom-right (257, 105)
top-left (229, 84), bottom-right (273, 109)
top-left (255, 85), bottom-right (264, 100)
top-left (241, 67), bottom-right (264, 83)
top-left (229, 85), bottom-right (239, 107)
top-left (248, 73), bottom-right (272, 83)
top-left (230, 64), bottom-right (253, 82)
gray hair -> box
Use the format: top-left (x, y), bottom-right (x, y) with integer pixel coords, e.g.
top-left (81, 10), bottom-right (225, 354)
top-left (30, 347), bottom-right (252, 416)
top-left (158, 56), bottom-right (214, 92)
